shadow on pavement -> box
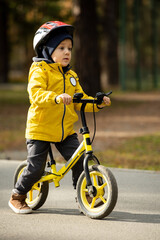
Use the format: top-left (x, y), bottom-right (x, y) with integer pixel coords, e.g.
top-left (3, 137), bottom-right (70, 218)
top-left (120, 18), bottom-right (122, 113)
top-left (107, 211), bottom-right (160, 224)
top-left (33, 208), bottom-right (82, 216)
top-left (32, 208), bottom-right (160, 223)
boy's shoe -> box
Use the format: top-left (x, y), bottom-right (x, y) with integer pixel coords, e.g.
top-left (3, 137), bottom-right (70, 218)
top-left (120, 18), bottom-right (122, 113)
top-left (94, 198), bottom-right (106, 208)
top-left (86, 193), bottom-right (93, 204)
top-left (8, 193), bottom-right (32, 214)
top-left (76, 193), bottom-right (105, 212)
top-left (86, 193), bottom-right (106, 207)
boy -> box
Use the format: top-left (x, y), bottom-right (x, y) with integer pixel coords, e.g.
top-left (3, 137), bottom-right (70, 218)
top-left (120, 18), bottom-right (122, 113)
top-left (9, 21), bottom-right (111, 214)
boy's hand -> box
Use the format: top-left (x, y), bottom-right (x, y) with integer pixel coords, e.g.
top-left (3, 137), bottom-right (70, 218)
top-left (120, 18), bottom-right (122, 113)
top-left (57, 93), bottom-right (72, 105)
top-left (99, 96), bottom-right (111, 107)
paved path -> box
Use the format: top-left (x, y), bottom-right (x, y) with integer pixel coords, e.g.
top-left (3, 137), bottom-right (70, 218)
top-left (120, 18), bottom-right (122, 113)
top-left (0, 160), bottom-right (159, 240)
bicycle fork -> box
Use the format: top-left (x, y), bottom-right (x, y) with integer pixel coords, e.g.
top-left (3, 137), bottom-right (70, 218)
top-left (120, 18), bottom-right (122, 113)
top-left (80, 103), bottom-right (100, 197)
top-left (83, 138), bottom-right (100, 197)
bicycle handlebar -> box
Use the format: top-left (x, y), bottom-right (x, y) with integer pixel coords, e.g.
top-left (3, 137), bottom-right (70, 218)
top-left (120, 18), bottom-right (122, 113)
top-left (56, 91), bottom-right (112, 105)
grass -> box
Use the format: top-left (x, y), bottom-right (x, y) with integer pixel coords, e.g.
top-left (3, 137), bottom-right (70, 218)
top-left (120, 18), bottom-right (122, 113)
top-left (0, 89), bottom-right (29, 105)
top-left (0, 88), bottom-right (29, 152)
top-left (95, 134), bottom-right (160, 171)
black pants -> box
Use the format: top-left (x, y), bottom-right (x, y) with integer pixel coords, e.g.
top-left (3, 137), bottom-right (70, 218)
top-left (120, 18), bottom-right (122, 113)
top-left (14, 133), bottom-right (84, 194)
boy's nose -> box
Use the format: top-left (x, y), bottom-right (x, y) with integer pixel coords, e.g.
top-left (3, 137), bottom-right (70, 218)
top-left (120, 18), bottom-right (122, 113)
top-left (65, 48), bottom-right (70, 54)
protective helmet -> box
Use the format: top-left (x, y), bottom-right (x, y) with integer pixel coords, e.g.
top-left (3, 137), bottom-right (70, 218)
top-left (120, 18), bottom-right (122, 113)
top-left (33, 21), bottom-right (74, 55)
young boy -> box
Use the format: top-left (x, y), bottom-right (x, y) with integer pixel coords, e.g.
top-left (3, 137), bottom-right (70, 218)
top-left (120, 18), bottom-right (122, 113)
top-left (8, 21), bottom-right (111, 214)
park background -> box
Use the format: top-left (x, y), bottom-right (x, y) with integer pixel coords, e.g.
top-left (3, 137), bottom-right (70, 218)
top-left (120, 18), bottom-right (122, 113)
top-left (0, 0), bottom-right (160, 170)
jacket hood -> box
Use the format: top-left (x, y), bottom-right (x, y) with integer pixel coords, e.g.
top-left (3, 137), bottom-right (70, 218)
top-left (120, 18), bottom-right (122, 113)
top-left (32, 59), bottom-right (71, 73)
top-left (33, 44), bottom-right (54, 63)
top-left (32, 56), bottom-right (53, 63)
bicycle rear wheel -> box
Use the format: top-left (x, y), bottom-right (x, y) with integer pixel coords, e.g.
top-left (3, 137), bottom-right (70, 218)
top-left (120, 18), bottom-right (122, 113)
top-left (76, 165), bottom-right (118, 219)
top-left (13, 160), bottom-right (49, 210)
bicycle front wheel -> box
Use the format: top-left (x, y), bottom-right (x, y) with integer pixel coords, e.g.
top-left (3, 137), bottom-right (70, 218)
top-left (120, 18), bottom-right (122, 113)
top-left (76, 165), bottom-right (118, 219)
top-left (13, 160), bottom-right (49, 210)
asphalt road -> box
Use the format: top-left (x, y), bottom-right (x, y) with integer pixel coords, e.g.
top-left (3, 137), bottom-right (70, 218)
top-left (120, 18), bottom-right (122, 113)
top-left (0, 160), bottom-right (159, 240)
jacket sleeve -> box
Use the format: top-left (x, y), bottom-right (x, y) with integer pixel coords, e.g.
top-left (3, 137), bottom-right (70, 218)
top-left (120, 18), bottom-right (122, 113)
top-left (74, 78), bottom-right (100, 112)
top-left (28, 67), bottom-right (57, 107)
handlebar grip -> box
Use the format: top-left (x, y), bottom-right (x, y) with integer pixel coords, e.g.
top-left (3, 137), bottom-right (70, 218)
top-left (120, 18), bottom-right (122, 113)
top-left (105, 91), bottom-right (112, 96)
top-left (96, 91), bottom-right (112, 105)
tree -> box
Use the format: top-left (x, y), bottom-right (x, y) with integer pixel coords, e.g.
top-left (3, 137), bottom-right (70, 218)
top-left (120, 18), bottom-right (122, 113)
top-left (0, 0), bottom-right (9, 83)
top-left (73, 0), bottom-right (101, 96)
top-left (101, 0), bottom-right (119, 86)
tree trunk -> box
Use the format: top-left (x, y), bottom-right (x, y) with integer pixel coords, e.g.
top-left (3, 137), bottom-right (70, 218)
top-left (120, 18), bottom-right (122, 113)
top-left (102, 0), bottom-right (119, 86)
top-left (73, 0), bottom-right (101, 96)
top-left (0, 0), bottom-right (9, 83)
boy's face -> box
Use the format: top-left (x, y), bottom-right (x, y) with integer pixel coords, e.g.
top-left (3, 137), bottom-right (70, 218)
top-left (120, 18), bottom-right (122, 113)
top-left (51, 39), bottom-right (72, 67)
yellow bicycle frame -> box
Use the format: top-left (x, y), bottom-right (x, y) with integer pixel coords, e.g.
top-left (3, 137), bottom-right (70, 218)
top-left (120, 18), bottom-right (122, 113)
top-left (34, 133), bottom-right (92, 189)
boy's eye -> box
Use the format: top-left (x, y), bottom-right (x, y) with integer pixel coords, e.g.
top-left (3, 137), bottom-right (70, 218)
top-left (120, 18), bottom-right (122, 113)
top-left (58, 46), bottom-right (72, 51)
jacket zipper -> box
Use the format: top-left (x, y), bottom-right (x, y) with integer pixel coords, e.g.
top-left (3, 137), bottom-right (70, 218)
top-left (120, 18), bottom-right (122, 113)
top-left (58, 66), bottom-right (66, 142)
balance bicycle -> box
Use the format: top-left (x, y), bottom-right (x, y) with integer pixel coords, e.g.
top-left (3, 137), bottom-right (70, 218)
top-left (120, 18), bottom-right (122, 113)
top-left (13, 91), bottom-right (118, 219)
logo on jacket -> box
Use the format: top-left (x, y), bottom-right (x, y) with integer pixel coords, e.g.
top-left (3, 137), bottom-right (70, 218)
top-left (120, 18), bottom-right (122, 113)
top-left (70, 77), bottom-right (76, 87)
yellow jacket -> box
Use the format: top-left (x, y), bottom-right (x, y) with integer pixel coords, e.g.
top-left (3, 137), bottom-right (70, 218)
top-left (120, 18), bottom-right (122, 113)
top-left (25, 61), bottom-right (99, 142)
